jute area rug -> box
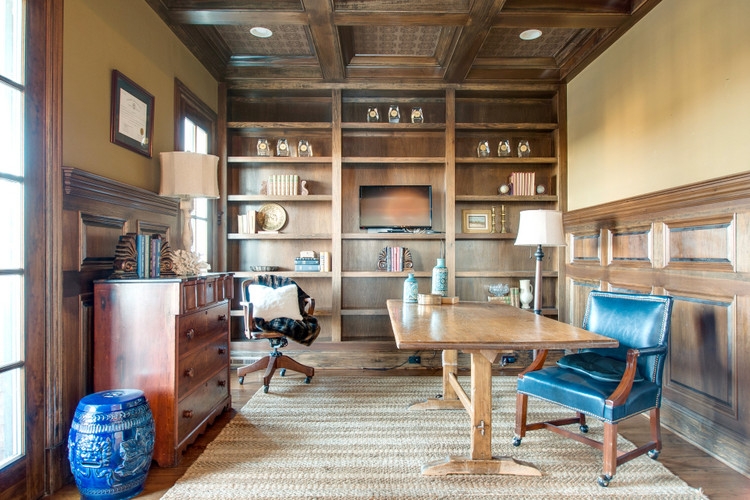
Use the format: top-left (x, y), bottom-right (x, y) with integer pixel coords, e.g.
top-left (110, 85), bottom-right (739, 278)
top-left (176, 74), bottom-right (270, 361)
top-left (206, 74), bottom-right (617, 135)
top-left (162, 376), bottom-right (707, 499)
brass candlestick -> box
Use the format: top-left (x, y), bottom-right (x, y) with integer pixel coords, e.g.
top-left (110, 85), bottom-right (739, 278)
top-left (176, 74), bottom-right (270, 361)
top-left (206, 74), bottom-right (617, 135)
top-left (500, 204), bottom-right (508, 233)
top-left (491, 206), bottom-right (497, 233)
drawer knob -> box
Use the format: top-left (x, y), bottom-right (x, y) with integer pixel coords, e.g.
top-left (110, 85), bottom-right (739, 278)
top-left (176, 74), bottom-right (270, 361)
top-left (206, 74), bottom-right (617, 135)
top-left (217, 347), bottom-right (226, 355)
top-left (185, 328), bottom-right (195, 340)
top-left (218, 379), bottom-right (226, 387)
top-left (218, 314), bottom-right (227, 322)
top-left (184, 368), bottom-right (195, 378)
top-left (182, 410), bottom-right (193, 419)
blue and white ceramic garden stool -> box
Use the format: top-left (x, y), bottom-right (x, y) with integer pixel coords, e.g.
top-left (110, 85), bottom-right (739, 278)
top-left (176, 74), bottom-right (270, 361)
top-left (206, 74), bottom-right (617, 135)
top-left (68, 389), bottom-right (155, 500)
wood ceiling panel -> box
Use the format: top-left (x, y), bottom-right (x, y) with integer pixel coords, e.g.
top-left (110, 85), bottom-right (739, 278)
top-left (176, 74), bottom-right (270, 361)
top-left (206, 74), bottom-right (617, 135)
top-left (146, 0), bottom-right (663, 86)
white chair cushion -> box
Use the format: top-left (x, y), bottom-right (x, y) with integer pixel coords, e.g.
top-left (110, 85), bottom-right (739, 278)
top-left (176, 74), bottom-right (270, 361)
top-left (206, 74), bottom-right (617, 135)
top-left (247, 284), bottom-right (303, 321)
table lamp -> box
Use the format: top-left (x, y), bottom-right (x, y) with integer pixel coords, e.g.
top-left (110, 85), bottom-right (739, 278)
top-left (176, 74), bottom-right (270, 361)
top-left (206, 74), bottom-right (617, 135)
top-left (159, 152), bottom-right (220, 251)
top-left (514, 209), bottom-right (566, 315)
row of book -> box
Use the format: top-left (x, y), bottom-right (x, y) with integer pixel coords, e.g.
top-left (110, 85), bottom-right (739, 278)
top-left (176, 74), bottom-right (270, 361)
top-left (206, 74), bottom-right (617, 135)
top-left (266, 174), bottom-right (300, 196)
top-left (238, 209), bottom-right (257, 234)
top-left (508, 171), bottom-right (536, 196)
top-left (135, 234), bottom-right (162, 279)
top-left (487, 287), bottom-right (521, 307)
top-left (383, 246), bottom-right (407, 272)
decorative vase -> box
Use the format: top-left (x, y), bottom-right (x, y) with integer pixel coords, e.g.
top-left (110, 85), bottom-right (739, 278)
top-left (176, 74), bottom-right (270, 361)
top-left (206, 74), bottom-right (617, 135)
top-left (431, 258), bottom-right (448, 296)
top-left (68, 389), bottom-right (155, 500)
top-left (519, 279), bottom-right (533, 309)
top-left (403, 273), bottom-right (418, 303)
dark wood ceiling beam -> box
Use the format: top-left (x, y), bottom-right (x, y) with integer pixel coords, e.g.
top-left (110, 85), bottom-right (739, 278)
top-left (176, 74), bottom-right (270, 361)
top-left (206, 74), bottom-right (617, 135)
top-left (302, 0), bottom-right (346, 82)
top-left (347, 56), bottom-right (443, 68)
top-left (493, 12), bottom-right (629, 28)
top-left (443, 0), bottom-right (509, 84)
top-left (346, 66), bottom-right (446, 81)
top-left (334, 13), bottom-right (469, 26)
top-left (225, 65), bottom-right (323, 80)
top-left (472, 57), bottom-right (558, 69)
top-left (167, 10), bottom-right (308, 25)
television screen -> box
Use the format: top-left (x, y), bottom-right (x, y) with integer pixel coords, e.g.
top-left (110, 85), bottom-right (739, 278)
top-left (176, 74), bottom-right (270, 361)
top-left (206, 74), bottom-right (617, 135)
top-left (359, 185), bottom-right (432, 230)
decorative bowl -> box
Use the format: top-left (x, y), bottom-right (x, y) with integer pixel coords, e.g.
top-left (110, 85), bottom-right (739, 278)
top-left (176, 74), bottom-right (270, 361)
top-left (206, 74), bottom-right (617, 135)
top-left (488, 283), bottom-right (510, 297)
top-left (250, 266), bottom-right (279, 272)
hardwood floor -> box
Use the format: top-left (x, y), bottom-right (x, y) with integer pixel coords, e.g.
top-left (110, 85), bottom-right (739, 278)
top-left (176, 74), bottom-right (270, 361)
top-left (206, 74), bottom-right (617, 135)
top-left (47, 369), bottom-right (750, 499)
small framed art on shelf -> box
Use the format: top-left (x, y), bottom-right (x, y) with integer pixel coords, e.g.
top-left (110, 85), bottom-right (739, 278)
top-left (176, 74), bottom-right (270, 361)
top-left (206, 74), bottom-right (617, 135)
top-left (462, 209), bottom-right (492, 233)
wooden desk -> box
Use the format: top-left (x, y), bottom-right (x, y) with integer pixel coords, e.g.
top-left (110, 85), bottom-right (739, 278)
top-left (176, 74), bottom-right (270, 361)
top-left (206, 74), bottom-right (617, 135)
top-left (386, 299), bottom-right (618, 476)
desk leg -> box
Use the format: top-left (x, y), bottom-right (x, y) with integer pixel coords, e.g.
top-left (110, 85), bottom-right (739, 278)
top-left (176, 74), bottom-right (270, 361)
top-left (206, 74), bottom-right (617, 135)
top-left (408, 350), bottom-right (464, 411)
top-left (421, 352), bottom-right (541, 476)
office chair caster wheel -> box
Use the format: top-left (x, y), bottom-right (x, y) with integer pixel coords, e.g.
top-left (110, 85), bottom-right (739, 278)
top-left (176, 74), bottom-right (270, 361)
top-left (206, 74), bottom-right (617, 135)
top-left (304, 376), bottom-right (312, 384)
top-left (280, 368), bottom-right (286, 377)
top-left (597, 474), bottom-right (611, 487)
top-left (512, 437), bottom-right (522, 447)
top-left (579, 424), bottom-right (589, 433)
top-left (647, 449), bottom-right (660, 460)
top-left (238, 376), bottom-right (244, 385)
top-left (262, 385), bottom-right (269, 393)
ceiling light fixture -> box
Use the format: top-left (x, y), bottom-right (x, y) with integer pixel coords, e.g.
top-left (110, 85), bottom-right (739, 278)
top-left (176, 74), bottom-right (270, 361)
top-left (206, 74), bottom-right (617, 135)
top-left (250, 27), bottom-right (273, 38)
top-left (519, 29), bottom-right (542, 41)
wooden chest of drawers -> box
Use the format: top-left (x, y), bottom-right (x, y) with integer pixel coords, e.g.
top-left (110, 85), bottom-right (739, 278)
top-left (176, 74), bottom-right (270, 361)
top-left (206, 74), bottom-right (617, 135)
top-left (93, 273), bottom-right (233, 467)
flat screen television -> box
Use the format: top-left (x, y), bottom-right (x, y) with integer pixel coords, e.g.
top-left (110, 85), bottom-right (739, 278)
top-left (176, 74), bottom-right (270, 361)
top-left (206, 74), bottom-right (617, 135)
top-left (359, 185), bottom-right (432, 231)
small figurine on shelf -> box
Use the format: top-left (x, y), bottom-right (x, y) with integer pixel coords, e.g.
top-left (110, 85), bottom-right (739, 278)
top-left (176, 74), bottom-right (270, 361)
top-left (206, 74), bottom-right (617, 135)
top-left (257, 138), bottom-right (271, 157)
top-left (477, 140), bottom-right (490, 157)
top-left (388, 105), bottom-right (400, 123)
top-left (517, 139), bottom-right (531, 157)
top-left (410, 107), bottom-right (424, 123)
top-left (498, 138), bottom-right (511, 157)
top-left (298, 139), bottom-right (313, 157)
top-left (276, 138), bottom-right (290, 157)
top-left (366, 107), bottom-right (380, 122)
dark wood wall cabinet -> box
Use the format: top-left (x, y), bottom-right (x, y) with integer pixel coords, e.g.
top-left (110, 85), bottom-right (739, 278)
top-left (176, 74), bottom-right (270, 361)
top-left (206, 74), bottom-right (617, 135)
top-left (93, 274), bottom-right (233, 467)
top-left (563, 171), bottom-right (750, 478)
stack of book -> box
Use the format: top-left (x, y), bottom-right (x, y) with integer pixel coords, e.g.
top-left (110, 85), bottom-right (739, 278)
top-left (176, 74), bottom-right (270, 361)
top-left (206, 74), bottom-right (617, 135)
top-left (294, 257), bottom-right (320, 272)
top-left (509, 172), bottom-right (536, 196)
top-left (266, 174), bottom-right (299, 196)
top-left (487, 287), bottom-right (521, 307)
top-left (237, 209), bottom-right (257, 234)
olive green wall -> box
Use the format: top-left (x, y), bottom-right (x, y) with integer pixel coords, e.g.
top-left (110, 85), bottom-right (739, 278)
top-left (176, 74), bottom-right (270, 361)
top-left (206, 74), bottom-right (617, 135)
top-left (62, 0), bottom-right (218, 192)
top-left (567, 0), bottom-right (750, 210)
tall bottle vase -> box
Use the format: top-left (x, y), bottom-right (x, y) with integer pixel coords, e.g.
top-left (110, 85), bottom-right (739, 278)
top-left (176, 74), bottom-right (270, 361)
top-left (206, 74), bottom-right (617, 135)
top-left (431, 258), bottom-right (448, 297)
top-left (403, 273), bottom-right (418, 303)
top-left (519, 279), bottom-right (533, 309)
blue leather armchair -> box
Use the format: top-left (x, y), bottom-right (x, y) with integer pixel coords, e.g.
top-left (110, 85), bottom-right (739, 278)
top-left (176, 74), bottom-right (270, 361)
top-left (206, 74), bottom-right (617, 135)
top-left (514, 291), bottom-right (673, 486)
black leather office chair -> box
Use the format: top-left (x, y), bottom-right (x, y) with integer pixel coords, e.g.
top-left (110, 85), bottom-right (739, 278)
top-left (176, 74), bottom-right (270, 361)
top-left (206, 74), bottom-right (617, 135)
top-left (237, 275), bottom-right (321, 393)
top-left (514, 291), bottom-right (673, 486)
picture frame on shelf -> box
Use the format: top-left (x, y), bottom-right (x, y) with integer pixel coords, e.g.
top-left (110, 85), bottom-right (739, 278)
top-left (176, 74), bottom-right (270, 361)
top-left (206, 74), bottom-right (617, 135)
top-left (110, 70), bottom-right (154, 158)
top-left (462, 209), bottom-right (492, 233)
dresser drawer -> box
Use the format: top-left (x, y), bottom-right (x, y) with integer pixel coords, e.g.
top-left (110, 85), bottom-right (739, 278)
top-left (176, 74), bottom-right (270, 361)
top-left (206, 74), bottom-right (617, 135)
top-left (177, 302), bottom-right (229, 357)
top-left (177, 369), bottom-right (229, 443)
top-left (178, 335), bottom-right (229, 399)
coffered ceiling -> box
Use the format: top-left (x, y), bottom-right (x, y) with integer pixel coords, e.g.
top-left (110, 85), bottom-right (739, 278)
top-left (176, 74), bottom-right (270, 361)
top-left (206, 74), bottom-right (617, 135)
top-left (146, 0), bottom-right (661, 89)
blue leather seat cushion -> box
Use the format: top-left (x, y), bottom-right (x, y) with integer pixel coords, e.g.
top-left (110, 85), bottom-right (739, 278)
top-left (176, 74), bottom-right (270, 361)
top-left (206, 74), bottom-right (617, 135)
top-left (517, 366), bottom-right (661, 423)
top-left (556, 352), bottom-right (644, 383)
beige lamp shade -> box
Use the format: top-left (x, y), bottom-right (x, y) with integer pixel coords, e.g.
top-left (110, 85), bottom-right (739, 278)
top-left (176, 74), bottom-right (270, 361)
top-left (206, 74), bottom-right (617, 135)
top-left (159, 151), bottom-right (220, 199)
top-left (514, 210), bottom-right (566, 247)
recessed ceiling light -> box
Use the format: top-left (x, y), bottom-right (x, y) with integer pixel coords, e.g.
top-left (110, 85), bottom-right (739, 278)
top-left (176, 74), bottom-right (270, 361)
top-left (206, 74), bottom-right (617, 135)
top-left (519, 29), bottom-right (542, 41)
top-left (250, 27), bottom-right (273, 38)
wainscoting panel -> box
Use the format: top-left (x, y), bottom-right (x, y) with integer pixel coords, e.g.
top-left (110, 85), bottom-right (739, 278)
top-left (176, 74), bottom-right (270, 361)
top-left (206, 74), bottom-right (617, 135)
top-left (53, 167), bottom-right (179, 488)
top-left (564, 171), bottom-right (750, 477)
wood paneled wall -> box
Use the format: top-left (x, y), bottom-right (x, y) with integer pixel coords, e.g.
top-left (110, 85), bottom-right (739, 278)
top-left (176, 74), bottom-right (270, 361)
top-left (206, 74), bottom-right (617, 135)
top-left (53, 167), bottom-right (179, 489)
top-left (563, 171), bottom-right (750, 477)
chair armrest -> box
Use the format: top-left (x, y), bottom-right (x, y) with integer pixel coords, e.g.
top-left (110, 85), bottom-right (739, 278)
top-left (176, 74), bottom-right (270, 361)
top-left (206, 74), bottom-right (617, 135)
top-left (240, 300), bottom-right (254, 339)
top-left (605, 348), bottom-right (642, 407)
top-left (634, 345), bottom-right (668, 357)
top-left (518, 349), bottom-right (548, 379)
top-left (304, 297), bottom-right (315, 316)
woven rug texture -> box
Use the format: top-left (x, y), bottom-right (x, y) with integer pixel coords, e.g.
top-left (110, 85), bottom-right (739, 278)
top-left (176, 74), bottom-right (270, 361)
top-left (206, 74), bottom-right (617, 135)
top-left (162, 376), bottom-right (707, 499)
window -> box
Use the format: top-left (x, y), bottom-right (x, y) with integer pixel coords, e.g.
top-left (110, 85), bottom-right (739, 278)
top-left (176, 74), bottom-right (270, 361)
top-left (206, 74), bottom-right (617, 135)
top-left (174, 79), bottom-right (217, 266)
top-left (183, 117), bottom-right (210, 261)
top-left (0, 0), bottom-right (26, 470)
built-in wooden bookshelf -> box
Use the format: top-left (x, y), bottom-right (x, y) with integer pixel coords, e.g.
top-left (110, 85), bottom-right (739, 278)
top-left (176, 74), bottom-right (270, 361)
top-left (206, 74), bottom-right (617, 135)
top-left (222, 86), bottom-right (565, 347)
